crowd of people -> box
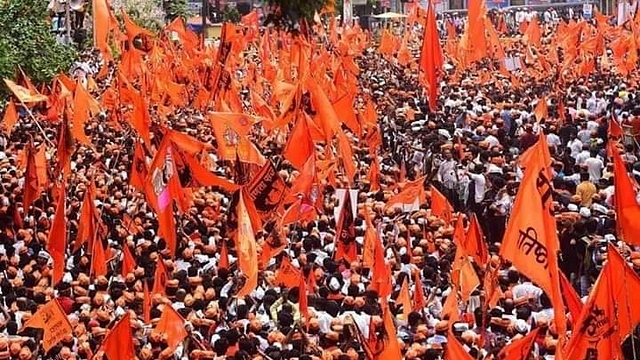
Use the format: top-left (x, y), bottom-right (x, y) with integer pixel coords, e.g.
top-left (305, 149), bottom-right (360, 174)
top-left (2, 1), bottom-right (640, 360)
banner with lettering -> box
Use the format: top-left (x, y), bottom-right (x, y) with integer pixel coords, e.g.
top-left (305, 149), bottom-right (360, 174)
top-left (247, 160), bottom-right (287, 221)
top-left (22, 299), bottom-right (73, 352)
top-left (499, 135), bottom-right (566, 337)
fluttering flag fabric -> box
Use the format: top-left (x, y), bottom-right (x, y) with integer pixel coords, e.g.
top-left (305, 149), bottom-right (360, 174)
top-left (564, 245), bottom-right (640, 359)
top-left (121, 244), bottom-right (136, 277)
top-left (102, 313), bottom-right (135, 360)
top-left (500, 135), bottom-right (566, 339)
top-left (498, 328), bottom-right (540, 360)
top-left (235, 190), bottom-right (259, 297)
top-left (559, 270), bottom-right (583, 324)
top-left (22, 140), bottom-right (40, 211)
top-left (419, 2), bottom-right (444, 112)
top-left (130, 141), bottom-right (148, 192)
top-left (152, 256), bottom-right (168, 295)
top-left (385, 176), bottom-right (427, 210)
top-left (430, 185), bottom-right (453, 223)
top-left (608, 142), bottom-right (640, 245)
top-left (47, 181), bottom-right (67, 286)
top-left (22, 299), bottom-right (73, 352)
top-left (335, 190), bottom-right (358, 263)
top-left (1, 99), bottom-right (19, 134)
top-left (153, 305), bottom-right (188, 350)
top-left (445, 330), bottom-right (475, 360)
top-left (3, 79), bottom-right (48, 103)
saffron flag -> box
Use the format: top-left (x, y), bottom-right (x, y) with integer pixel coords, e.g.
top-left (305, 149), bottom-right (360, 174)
top-left (499, 136), bottom-right (566, 339)
top-left (153, 305), bottom-right (188, 350)
top-left (235, 190), bottom-right (259, 297)
top-left (335, 190), bottom-right (358, 263)
top-left (608, 142), bottom-right (640, 245)
top-left (102, 313), bottom-right (135, 360)
top-left (247, 160), bottom-right (287, 220)
top-left (3, 79), bottom-right (48, 103)
top-left (47, 181), bottom-right (67, 286)
top-left (564, 245), bottom-right (640, 359)
top-left (419, 2), bottom-right (443, 112)
top-left (498, 328), bottom-right (540, 360)
top-left (22, 299), bottom-right (73, 352)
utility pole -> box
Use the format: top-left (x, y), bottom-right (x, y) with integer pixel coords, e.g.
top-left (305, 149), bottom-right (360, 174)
top-left (201, 0), bottom-right (208, 46)
top-left (65, 0), bottom-right (72, 44)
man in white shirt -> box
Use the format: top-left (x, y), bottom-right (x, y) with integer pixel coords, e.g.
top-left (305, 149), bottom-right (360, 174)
top-left (575, 144), bottom-right (591, 166)
top-left (584, 151), bottom-right (604, 182)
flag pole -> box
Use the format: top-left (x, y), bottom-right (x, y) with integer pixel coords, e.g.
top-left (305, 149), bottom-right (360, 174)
top-left (16, 100), bottom-right (55, 147)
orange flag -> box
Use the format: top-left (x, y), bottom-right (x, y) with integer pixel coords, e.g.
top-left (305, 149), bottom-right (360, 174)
top-left (523, 15), bottom-right (542, 47)
top-left (153, 305), bottom-right (188, 350)
top-left (3, 79), bottom-right (48, 103)
top-left (445, 330), bottom-right (475, 360)
top-left (564, 245), bottom-right (640, 359)
top-left (208, 113), bottom-right (264, 164)
top-left (397, 277), bottom-right (412, 320)
top-left (47, 181), bottom-right (67, 286)
top-left (533, 96), bottom-right (548, 122)
top-left (559, 270), bottom-right (583, 324)
top-left (419, 2), bottom-right (443, 112)
top-left (218, 240), bottom-right (229, 270)
top-left (499, 137), bottom-right (566, 338)
top-left (102, 313), bottom-right (135, 360)
top-left (466, 213), bottom-right (489, 266)
top-left (92, 0), bottom-right (112, 59)
top-left (1, 99), bottom-right (19, 134)
top-left (441, 287), bottom-right (460, 322)
top-left (362, 209), bottom-right (378, 268)
top-left (90, 239), bottom-right (107, 277)
top-left (375, 305), bottom-right (402, 360)
top-left (413, 271), bottom-right (427, 311)
top-left (129, 141), bottom-right (148, 192)
top-left (283, 113), bottom-right (315, 170)
top-left (152, 256), bottom-right (169, 295)
top-left (57, 119), bottom-right (75, 178)
top-left (75, 182), bottom-right (98, 253)
top-left (498, 328), bottom-right (540, 360)
top-left (451, 246), bottom-right (480, 303)
top-left (335, 190), bottom-right (358, 264)
top-left (608, 142), bottom-right (640, 245)
top-left (121, 244), bottom-right (136, 277)
top-left (384, 176), bottom-right (427, 210)
top-left (22, 299), bottom-right (73, 352)
top-left (430, 186), bottom-right (453, 223)
top-left (72, 82), bottom-right (91, 144)
top-left (22, 140), bottom-right (40, 211)
top-left (143, 281), bottom-right (151, 324)
top-left (235, 190), bottom-right (259, 298)
top-left (274, 256), bottom-right (301, 288)
top-left (299, 273), bottom-right (309, 322)
top-left (368, 155), bottom-right (381, 193)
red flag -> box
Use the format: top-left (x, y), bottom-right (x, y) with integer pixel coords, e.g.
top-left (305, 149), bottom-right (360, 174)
top-left (608, 142), bottom-right (640, 245)
top-left (430, 186), bottom-right (453, 223)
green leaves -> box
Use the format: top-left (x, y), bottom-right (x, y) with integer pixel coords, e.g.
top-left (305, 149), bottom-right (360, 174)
top-left (265, 0), bottom-right (333, 30)
top-left (163, 0), bottom-right (189, 23)
top-left (0, 0), bottom-right (77, 98)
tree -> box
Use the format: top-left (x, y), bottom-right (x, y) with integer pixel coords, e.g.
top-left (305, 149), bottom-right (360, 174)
top-left (223, 5), bottom-right (240, 23)
top-left (0, 0), bottom-right (77, 98)
top-left (163, 0), bottom-right (190, 23)
top-left (264, 0), bottom-right (333, 30)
